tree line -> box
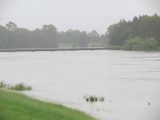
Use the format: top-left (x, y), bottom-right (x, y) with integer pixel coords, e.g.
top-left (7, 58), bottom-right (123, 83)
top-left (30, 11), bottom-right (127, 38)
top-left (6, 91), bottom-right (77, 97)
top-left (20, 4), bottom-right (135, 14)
top-left (0, 14), bottom-right (160, 50)
top-left (0, 22), bottom-right (104, 49)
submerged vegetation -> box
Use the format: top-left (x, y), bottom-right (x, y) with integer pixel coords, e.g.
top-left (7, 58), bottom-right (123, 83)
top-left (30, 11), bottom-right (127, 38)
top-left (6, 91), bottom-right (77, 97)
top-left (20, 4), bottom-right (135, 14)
top-left (0, 89), bottom-right (95, 120)
top-left (83, 95), bottom-right (105, 102)
top-left (0, 81), bottom-right (32, 91)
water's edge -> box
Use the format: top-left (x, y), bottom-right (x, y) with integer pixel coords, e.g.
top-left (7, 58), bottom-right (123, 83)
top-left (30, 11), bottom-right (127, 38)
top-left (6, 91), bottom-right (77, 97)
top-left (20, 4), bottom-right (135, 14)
top-left (0, 47), bottom-right (122, 52)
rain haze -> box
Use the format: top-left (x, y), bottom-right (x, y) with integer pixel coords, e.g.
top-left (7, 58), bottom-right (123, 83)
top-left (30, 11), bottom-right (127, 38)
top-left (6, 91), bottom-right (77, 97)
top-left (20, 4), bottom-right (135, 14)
top-left (0, 0), bottom-right (160, 34)
top-left (1, 1), bottom-right (160, 120)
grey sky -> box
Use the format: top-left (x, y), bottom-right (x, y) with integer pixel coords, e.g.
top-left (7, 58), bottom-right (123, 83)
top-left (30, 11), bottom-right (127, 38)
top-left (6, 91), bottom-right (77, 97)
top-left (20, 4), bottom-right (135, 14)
top-left (0, 0), bottom-right (160, 34)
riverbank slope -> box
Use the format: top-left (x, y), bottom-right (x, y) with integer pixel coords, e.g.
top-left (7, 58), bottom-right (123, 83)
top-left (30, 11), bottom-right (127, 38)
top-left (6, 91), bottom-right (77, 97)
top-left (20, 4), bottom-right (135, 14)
top-left (0, 89), bottom-right (95, 120)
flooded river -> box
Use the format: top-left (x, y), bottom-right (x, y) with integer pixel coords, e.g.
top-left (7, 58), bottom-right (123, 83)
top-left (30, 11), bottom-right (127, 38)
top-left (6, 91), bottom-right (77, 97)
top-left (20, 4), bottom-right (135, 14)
top-left (0, 50), bottom-right (160, 120)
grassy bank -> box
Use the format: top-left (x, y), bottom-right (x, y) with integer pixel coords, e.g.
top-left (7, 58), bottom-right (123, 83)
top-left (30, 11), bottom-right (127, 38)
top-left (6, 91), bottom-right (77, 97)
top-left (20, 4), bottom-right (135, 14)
top-left (0, 89), bottom-right (96, 120)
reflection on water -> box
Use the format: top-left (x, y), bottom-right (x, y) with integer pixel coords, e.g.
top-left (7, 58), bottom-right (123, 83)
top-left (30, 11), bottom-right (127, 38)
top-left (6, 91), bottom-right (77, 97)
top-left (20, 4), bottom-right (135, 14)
top-left (0, 50), bottom-right (160, 120)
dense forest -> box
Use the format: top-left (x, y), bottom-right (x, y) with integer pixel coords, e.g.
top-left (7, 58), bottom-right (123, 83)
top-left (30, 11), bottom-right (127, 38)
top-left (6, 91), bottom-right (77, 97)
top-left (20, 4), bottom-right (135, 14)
top-left (0, 14), bottom-right (160, 50)
top-left (107, 14), bottom-right (160, 50)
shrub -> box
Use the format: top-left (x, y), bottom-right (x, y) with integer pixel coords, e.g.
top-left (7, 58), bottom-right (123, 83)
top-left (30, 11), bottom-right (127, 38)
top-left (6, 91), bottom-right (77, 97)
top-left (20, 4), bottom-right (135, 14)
top-left (124, 37), bottom-right (158, 51)
top-left (10, 83), bottom-right (32, 91)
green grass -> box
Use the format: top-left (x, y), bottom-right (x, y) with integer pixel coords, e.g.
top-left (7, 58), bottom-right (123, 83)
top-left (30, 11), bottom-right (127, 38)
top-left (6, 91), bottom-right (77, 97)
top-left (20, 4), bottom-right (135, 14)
top-left (0, 89), bottom-right (96, 120)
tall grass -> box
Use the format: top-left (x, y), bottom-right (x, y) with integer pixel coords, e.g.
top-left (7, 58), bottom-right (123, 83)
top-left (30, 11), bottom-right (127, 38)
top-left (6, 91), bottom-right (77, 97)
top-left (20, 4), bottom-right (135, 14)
top-left (0, 81), bottom-right (5, 88)
top-left (0, 81), bottom-right (32, 91)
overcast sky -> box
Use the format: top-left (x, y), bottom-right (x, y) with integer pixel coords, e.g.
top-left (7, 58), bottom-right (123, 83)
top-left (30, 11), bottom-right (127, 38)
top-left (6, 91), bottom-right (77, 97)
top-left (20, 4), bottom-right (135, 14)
top-left (0, 0), bottom-right (160, 34)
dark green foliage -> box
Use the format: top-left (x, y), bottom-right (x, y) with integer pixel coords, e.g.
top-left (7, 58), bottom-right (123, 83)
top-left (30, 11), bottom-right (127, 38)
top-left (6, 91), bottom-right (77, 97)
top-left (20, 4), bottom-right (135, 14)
top-left (10, 83), bottom-right (32, 91)
top-left (107, 14), bottom-right (160, 47)
top-left (124, 37), bottom-right (158, 51)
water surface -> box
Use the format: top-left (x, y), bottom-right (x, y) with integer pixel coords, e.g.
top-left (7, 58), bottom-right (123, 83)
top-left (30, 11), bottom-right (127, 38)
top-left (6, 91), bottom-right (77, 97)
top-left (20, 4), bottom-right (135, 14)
top-left (0, 50), bottom-right (160, 120)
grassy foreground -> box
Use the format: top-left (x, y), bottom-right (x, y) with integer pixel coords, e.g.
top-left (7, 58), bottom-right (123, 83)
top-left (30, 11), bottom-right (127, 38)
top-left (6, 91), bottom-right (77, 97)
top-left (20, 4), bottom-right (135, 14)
top-left (0, 89), bottom-right (96, 120)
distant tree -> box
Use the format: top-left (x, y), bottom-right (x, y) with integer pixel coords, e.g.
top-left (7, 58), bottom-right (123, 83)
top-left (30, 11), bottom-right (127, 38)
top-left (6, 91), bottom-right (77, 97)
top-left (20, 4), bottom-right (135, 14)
top-left (5, 22), bottom-right (18, 31)
top-left (130, 16), bottom-right (139, 37)
top-left (101, 33), bottom-right (109, 47)
top-left (107, 20), bottom-right (130, 46)
top-left (41, 24), bottom-right (58, 48)
top-left (59, 30), bottom-right (91, 48)
top-left (78, 31), bottom-right (89, 47)
top-left (0, 25), bottom-right (8, 48)
top-left (88, 30), bottom-right (99, 41)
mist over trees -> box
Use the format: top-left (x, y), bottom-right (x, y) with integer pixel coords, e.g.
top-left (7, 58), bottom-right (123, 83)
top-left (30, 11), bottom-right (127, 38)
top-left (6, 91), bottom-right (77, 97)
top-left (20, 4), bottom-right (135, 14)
top-left (0, 22), bottom-right (103, 49)
top-left (0, 14), bottom-right (160, 50)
